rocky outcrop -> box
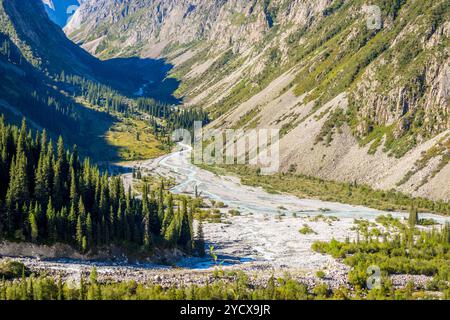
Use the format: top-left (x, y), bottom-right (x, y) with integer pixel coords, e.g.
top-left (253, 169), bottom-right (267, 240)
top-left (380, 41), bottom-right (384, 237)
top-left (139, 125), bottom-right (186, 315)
top-left (66, 1), bottom-right (338, 57)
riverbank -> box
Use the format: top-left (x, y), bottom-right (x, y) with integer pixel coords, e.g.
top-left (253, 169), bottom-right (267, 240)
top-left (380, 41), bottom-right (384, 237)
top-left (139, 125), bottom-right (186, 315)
top-left (0, 145), bottom-right (447, 294)
top-left (0, 256), bottom-right (435, 292)
top-left (199, 164), bottom-right (450, 216)
top-left (117, 144), bottom-right (449, 273)
top-left (0, 241), bottom-right (186, 265)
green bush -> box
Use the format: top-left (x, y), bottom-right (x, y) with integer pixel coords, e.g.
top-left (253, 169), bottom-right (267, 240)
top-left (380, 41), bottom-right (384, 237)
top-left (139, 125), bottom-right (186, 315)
top-left (0, 260), bottom-right (28, 280)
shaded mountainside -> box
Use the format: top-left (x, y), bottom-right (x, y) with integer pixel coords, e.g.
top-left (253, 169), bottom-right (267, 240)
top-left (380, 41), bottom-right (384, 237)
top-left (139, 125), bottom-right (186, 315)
top-left (1, 0), bottom-right (159, 90)
top-left (0, 0), bottom-right (178, 159)
top-left (68, 0), bottom-right (450, 201)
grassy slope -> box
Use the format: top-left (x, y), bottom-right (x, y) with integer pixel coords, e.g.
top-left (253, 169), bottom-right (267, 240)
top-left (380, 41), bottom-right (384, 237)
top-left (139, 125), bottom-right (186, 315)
top-left (105, 117), bottom-right (167, 162)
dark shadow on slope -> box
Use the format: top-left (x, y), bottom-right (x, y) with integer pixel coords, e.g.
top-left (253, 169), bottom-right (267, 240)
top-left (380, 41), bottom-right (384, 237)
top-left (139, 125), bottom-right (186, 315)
top-left (100, 57), bottom-right (181, 105)
top-left (4, 0), bottom-right (181, 105)
top-left (1, 0), bottom-right (181, 164)
top-left (0, 33), bottom-right (121, 162)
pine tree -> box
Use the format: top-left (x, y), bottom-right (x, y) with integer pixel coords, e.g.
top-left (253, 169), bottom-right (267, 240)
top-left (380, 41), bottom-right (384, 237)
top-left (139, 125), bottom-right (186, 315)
top-left (116, 201), bottom-right (124, 241)
top-left (149, 192), bottom-right (160, 235)
top-left (86, 213), bottom-right (93, 247)
top-left (69, 166), bottom-right (78, 204)
top-left (78, 198), bottom-right (86, 220)
top-left (6, 153), bottom-right (29, 209)
top-left (82, 236), bottom-right (87, 253)
top-left (158, 180), bottom-right (165, 222)
top-left (195, 221), bottom-right (206, 257)
top-left (5, 151), bottom-right (30, 235)
top-left (408, 204), bottom-right (419, 228)
top-left (34, 141), bottom-right (53, 207)
top-left (87, 268), bottom-right (102, 300)
top-left (109, 205), bottom-right (115, 242)
top-left (76, 215), bottom-right (84, 251)
top-left (16, 119), bottom-right (27, 156)
top-left (29, 208), bottom-right (38, 243)
top-left (79, 275), bottom-right (86, 300)
top-left (56, 276), bottom-right (63, 300)
top-left (162, 194), bottom-right (174, 234)
top-left (0, 117), bottom-right (197, 255)
top-left (443, 223), bottom-right (450, 244)
top-left (46, 198), bottom-right (56, 242)
top-left (20, 267), bottom-right (27, 300)
top-left (164, 219), bottom-right (178, 245)
top-left (58, 207), bottom-right (68, 242)
top-left (178, 198), bottom-right (191, 250)
top-left (52, 137), bottom-right (67, 210)
top-left (67, 203), bottom-right (76, 243)
top-left (142, 184), bottom-right (152, 249)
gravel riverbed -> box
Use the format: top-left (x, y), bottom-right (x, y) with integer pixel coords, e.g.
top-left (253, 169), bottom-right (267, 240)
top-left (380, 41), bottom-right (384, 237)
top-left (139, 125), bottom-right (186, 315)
top-left (2, 145), bottom-right (447, 290)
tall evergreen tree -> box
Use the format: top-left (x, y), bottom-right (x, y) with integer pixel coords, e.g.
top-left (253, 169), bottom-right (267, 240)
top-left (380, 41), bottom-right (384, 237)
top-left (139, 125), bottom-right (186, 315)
top-left (29, 205), bottom-right (39, 243)
top-left (76, 215), bottom-right (84, 251)
top-left (46, 199), bottom-right (56, 242)
top-left (408, 204), bottom-right (419, 228)
top-left (162, 194), bottom-right (174, 235)
top-left (195, 221), bottom-right (206, 257)
top-left (178, 198), bottom-right (192, 250)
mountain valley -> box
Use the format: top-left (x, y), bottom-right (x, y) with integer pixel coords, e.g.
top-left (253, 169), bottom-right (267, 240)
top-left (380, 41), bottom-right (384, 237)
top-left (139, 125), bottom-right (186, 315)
top-left (67, 0), bottom-right (450, 200)
top-left (0, 0), bottom-right (449, 302)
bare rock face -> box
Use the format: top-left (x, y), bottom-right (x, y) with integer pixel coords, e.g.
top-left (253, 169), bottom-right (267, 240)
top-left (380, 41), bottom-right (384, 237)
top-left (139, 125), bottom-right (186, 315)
top-left (66, 0), bottom-right (331, 57)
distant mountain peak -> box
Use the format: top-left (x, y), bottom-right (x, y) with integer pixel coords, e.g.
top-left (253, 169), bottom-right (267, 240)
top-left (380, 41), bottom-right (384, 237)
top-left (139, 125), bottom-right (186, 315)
top-left (42, 0), bottom-right (80, 27)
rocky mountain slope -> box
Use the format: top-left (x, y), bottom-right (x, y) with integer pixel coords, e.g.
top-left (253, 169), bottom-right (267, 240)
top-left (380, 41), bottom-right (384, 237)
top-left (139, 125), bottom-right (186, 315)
top-left (66, 0), bottom-right (450, 201)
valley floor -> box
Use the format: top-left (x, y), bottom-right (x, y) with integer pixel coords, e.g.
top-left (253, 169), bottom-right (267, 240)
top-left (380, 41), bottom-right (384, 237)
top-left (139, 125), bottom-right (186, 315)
top-left (2, 144), bottom-right (449, 292)
top-left (0, 256), bottom-right (434, 292)
top-left (118, 144), bottom-right (449, 272)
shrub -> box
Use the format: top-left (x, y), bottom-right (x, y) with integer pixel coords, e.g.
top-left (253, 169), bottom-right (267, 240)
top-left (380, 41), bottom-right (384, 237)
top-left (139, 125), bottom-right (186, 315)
top-left (299, 224), bottom-right (317, 235)
top-left (0, 260), bottom-right (29, 280)
top-left (316, 270), bottom-right (326, 279)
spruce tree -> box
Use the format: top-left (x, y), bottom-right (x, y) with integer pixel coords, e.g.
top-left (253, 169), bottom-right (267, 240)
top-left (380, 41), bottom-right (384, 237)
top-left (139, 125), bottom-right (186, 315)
top-left (46, 199), bottom-right (56, 242)
top-left (408, 205), bottom-right (419, 228)
top-left (6, 153), bottom-right (29, 209)
top-left (76, 215), bottom-right (84, 251)
top-left (87, 268), bottom-right (102, 300)
top-left (86, 213), bottom-right (93, 247)
top-left (53, 137), bottom-right (67, 211)
top-left (158, 180), bottom-right (165, 222)
top-left (162, 194), bottom-right (174, 235)
top-left (29, 208), bottom-right (38, 243)
top-left (195, 221), bottom-right (206, 257)
top-left (142, 184), bottom-right (152, 249)
top-left (178, 198), bottom-right (192, 250)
